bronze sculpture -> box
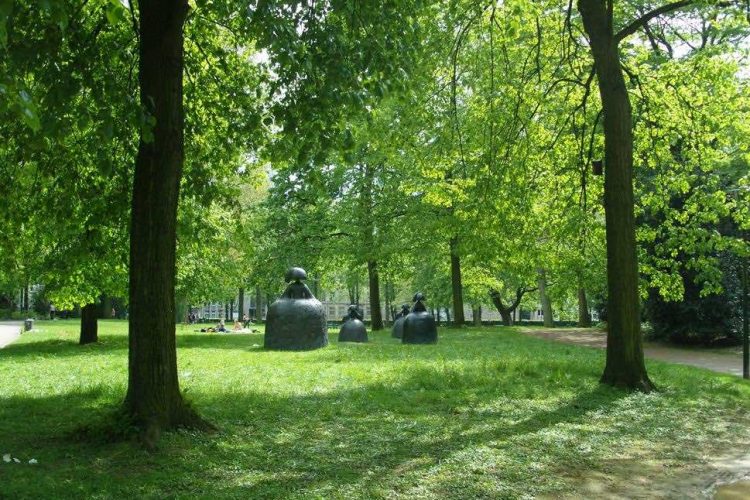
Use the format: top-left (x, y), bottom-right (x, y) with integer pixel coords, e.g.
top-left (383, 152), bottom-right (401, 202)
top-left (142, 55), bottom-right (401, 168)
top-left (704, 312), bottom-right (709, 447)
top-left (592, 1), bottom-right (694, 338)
top-left (402, 292), bottom-right (437, 344)
top-left (338, 304), bottom-right (368, 343)
top-left (391, 303), bottom-right (410, 339)
top-left (264, 267), bottom-right (328, 350)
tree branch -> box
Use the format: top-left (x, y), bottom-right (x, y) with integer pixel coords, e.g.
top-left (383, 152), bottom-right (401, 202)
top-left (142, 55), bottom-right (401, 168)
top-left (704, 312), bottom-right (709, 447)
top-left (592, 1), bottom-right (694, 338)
top-left (615, 0), bottom-right (695, 43)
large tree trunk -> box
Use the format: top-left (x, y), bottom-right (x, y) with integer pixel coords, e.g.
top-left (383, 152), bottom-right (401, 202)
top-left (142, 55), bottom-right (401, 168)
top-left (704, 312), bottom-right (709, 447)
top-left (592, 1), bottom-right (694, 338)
top-left (742, 254), bottom-right (748, 379)
top-left (347, 276), bottom-right (360, 305)
top-left (22, 284), bottom-right (29, 313)
top-left (449, 238), bottom-right (466, 326)
top-left (499, 310), bottom-right (512, 326)
top-left (537, 269), bottom-right (554, 327)
top-left (578, 287), bottom-right (592, 327)
top-left (238, 287), bottom-right (244, 321)
top-left (367, 260), bottom-right (384, 330)
top-left (255, 286), bottom-right (261, 320)
top-left (80, 303), bottom-right (98, 345)
top-left (98, 294), bottom-right (112, 318)
top-left (383, 278), bottom-right (393, 323)
top-left (489, 293), bottom-right (513, 326)
top-left (125, 0), bottom-right (209, 445)
top-left (578, 0), bottom-right (653, 391)
top-left (472, 304), bottom-right (482, 326)
top-left (490, 287), bottom-right (532, 327)
top-left (359, 163), bottom-right (383, 330)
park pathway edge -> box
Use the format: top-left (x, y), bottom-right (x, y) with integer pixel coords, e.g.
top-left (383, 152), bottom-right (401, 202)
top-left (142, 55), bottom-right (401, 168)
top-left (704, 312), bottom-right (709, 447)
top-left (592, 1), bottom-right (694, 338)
top-left (0, 322), bottom-right (22, 348)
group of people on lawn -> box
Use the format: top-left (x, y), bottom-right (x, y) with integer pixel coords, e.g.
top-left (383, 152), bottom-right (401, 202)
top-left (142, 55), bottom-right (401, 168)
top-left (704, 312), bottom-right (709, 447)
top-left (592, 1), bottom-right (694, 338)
top-left (199, 314), bottom-right (253, 333)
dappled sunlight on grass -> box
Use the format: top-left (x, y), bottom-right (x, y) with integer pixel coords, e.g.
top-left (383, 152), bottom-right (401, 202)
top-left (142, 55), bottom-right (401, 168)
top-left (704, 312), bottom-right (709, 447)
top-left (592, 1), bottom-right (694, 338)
top-left (1, 320), bottom-right (750, 497)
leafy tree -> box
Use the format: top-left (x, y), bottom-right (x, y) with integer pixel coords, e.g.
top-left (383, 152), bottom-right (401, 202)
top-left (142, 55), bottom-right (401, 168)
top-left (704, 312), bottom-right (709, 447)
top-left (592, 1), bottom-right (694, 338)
top-left (575, 0), bottom-right (749, 391)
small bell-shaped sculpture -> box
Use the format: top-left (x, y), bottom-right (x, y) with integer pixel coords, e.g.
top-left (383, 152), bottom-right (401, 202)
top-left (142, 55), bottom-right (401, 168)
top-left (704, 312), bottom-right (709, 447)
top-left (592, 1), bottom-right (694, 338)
top-left (402, 292), bottom-right (437, 344)
top-left (391, 304), bottom-right (410, 339)
top-left (264, 267), bottom-right (328, 350)
top-left (338, 305), bottom-right (368, 343)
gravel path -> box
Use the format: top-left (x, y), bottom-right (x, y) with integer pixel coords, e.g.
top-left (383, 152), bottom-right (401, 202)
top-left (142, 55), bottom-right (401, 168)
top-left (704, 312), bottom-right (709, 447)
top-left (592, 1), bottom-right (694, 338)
top-left (0, 322), bottom-right (22, 348)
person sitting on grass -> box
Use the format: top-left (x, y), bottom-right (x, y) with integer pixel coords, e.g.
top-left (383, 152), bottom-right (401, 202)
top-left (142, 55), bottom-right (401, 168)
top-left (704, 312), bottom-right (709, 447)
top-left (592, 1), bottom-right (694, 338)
top-left (233, 321), bottom-right (243, 331)
top-left (216, 320), bottom-right (227, 332)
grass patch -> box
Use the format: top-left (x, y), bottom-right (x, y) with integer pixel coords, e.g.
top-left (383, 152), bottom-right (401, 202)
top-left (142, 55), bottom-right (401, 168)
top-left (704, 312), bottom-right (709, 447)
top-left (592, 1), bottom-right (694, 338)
top-left (2, 320), bottom-right (750, 498)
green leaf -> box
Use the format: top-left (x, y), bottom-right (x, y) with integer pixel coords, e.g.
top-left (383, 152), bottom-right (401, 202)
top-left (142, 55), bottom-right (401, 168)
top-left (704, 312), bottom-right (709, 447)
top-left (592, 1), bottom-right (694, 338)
top-left (0, 0), bottom-right (12, 46)
top-left (105, 0), bottom-right (125, 25)
top-left (18, 90), bottom-right (41, 132)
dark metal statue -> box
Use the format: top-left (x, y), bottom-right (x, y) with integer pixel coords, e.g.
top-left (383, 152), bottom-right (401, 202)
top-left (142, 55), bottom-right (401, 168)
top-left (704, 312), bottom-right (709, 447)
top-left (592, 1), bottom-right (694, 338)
top-left (264, 267), bottom-right (328, 350)
top-left (402, 292), bottom-right (437, 344)
top-left (391, 303), bottom-right (410, 339)
top-left (338, 304), bottom-right (368, 343)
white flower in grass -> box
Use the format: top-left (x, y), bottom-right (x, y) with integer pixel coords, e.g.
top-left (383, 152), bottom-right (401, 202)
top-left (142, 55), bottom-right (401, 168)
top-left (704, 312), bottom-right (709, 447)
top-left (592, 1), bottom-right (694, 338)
top-left (12, 458), bottom-right (20, 463)
top-left (2, 454), bottom-right (9, 463)
top-left (28, 459), bottom-right (37, 464)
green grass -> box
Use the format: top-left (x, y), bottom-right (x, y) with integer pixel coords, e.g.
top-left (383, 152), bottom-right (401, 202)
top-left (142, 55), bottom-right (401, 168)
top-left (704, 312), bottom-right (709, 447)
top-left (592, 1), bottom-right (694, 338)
top-left (2, 320), bottom-right (750, 498)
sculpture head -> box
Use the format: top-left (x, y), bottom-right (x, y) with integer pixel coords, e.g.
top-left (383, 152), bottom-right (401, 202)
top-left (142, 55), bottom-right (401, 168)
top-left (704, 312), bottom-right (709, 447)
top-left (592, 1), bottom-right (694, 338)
top-left (347, 304), bottom-right (360, 319)
top-left (284, 267), bottom-right (307, 283)
top-left (412, 292), bottom-right (427, 312)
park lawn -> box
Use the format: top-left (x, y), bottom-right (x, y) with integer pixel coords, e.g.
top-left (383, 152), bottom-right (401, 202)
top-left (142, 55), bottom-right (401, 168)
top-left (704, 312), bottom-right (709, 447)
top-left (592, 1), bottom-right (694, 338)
top-left (1, 320), bottom-right (750, 498)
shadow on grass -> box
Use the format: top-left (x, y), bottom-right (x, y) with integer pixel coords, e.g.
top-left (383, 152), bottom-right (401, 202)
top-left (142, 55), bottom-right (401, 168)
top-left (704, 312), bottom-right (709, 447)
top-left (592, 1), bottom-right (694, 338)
top-left (0, 358), bottom-right (626, 498)
top-left (0, 329), bottom-right (556, 366)
top-left (2, 346), bottom-right (750, 499)
top-left (0, 335), bottom-right (129, 358)
top-left (0, 333), bottom-right (266, 359)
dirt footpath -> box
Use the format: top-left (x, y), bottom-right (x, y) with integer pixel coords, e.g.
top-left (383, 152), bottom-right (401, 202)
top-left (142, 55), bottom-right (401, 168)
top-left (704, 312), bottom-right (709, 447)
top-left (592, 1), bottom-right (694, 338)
top-left (518, 327), bottom-right (746, 377)
top-left (520, 327), bottom-right (750, 498)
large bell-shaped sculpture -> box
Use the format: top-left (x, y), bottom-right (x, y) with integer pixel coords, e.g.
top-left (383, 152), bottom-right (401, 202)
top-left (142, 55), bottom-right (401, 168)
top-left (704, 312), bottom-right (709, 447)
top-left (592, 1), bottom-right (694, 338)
top-left (264, 267), bottom-right (328, 350)
top-left (402, 292), bottom-right (437, 344)
top-left (338, 305), bottom-right (368, 343)
top-left (391, 304), bottom-right (410, 339)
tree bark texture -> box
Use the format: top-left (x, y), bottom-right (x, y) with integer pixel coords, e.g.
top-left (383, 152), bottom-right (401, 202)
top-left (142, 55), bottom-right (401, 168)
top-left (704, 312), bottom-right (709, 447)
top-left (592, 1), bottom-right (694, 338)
top-left (490, 287), bottom-right (536, 327)
top-left (361, 164), bottom-right (383, 330)
top-left (450, 237), bottom-right (466, 326)
top-left (255, 286), bottom-right (261, 320)
top-left (578, 287), bottom-right (592, 327)
top-left (98, 294), bottom-right (113, 318)
top-left (490, 291), bottom-right (515, 326)
top-left (238, 287), bottom-right (245, 320)
top-left (383, 279), bottom-right (393, 323)
top-left (742, 254), bottom-right (748, 379)
top-left (125, 0), bottom-right (208, 443)
top-left (578, 0), bottom-right (653, 391)
top-left (80, 303), bottom-right (98, 345)
top-left (472, 304), bottom-right (482, 326)
top-left (537, 269), bottom-right (554, 328)
top-left (368, 260), bottom-right (384, 330)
